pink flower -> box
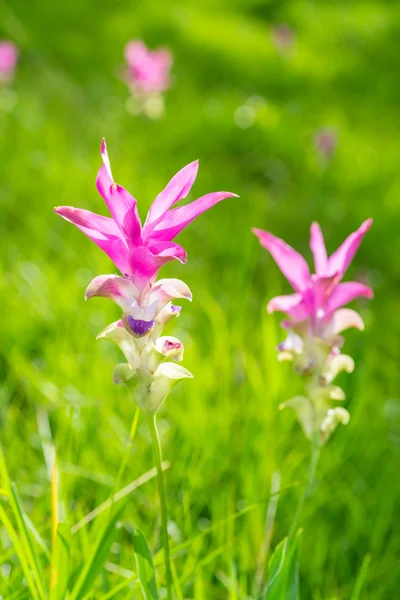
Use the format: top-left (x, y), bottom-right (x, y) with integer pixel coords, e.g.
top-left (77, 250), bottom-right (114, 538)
top-left (124, 40), bottom-right (172, 96)
top-left (252, 220), bottom-right (373, 331)
top-left (55, 140), bottom-right (236, 296)
top-left (271, 24), bottom-right (295, 54)
top-left (0, 41), bottom-right (18, 82)
top-left (314, 128), bottom-right (337, 160)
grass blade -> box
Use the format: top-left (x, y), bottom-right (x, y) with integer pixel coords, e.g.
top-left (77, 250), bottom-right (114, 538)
top-left (133, 528), bottom-right (159, 600)
top-left (69, 505), bottom-right (125, 600)
top-left (350, 554), bottom-right (372, 600)
top-left (50, 522), bottom-right (71, 600)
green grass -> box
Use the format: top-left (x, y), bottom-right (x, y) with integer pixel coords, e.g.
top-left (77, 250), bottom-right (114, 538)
top-left (0, 0), bottom-right (399, 598)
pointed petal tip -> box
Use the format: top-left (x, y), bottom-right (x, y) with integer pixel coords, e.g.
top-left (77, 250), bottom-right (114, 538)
top-left (362, 217), bottom-right (373, 231)
top-left (100, 138), bottom-right (106, 153)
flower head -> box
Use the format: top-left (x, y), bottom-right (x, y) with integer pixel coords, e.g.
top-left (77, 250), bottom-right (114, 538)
top-left (55, 141), bottom-right (236, 414)
top-left (125, 40), bottom-right (172, 96)
top-left (55, 139), bottom-right (236, 295)
top-left (253, 220), bottom-right (373, 443)
top-left (0, 41), bottom-right (18, 83)
top-left (253, 220), bottom-right (373, 338)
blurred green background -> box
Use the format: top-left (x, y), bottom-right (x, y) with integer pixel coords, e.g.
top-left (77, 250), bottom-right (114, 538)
top-left (0, 0), bottom-right (399, 598)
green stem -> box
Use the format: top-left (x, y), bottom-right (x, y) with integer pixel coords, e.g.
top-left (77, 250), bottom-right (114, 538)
top-left (109, 406), bottom-right (140, 520)
top-left (288, 424), bottom-right (320, 544)
top-left (147, 414), bottom-right (173, 600)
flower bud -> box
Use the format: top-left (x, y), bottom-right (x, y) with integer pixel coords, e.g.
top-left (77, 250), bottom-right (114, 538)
top-left (154, 336), bottom-right (184, 362)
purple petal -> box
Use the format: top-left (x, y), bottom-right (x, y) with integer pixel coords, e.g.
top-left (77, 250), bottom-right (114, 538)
top-left (324, 282), bottom-right (373, 315)
top-left (85, 274), bottom-right (138, 310)
top-left (126, 315), bottom-right (155, 337)
top-left (310, 222), bottom-right (328, 275)
top-left (145, 161), bottom-right (199, 225)
top-left (267, 293), bottom-right (312, 321)
top-left (54, 206), bottom-right (131, 275)
top-left (96, 142), bottom-right (142, 245)
top-left (327, 219), bottom-right (372, 276)
top-left (253, 228), bottom-right (311, 293)
top-left (144, 192), bottom-right (237, 242)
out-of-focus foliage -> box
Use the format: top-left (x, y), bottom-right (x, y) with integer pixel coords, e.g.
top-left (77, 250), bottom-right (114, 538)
top-left (0, 0), bottom-right (399, 598)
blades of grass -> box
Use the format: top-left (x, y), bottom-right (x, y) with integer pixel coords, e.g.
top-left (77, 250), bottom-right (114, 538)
top-left (261, 536), bottom-right (288, 598)
top-left (69, 505), bottom-right (125, 600)
top-left (24, 513), bottom-right (51, 560)
top-left (153, 482), bottom-right (302, 567)
top-left (255, 472), bottom-right (281, 595)
top-left (0, 503), bottom-right (41, 600)
top-left (99, 576), bottom-right (140, 600)
top-left (50, 454), bottom-right (65, 597)
top-left (49, 522), bottom-right (70, 600)
top-left (350, 554), bottom-right (372, 600)
top-left (133, 528), bottom-right (159, 600)
top-left (261, 530), bottom-right (302, 600)
top-left (9, 483), bottom-right (48, 599)
top-left (0, 447), bottom-right (47, 600)
top-left (170, 559), bottom-right (184, 600)
top-left (71, 462), bottom-right (169, 534)
top-left (286, 530), bottom-right (302, 600)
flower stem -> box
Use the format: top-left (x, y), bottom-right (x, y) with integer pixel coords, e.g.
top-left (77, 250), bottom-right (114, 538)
top-left (147, 414), bottom-right (173, 600)
top-left (288, 425), bottom-right (320, 544)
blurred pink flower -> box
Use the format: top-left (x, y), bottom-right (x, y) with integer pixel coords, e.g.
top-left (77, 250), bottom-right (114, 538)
top-left (124, 40), bottom-right (172, 96)
top-left (55, 140), bottom-right (236, 295)
top-left (314, 128), bottom-right (337, 160)
top-left (253, 220), bottom-right (373, 330)
top-left (271, 24), bottom-right (295, 54)
top-left (0, 41), bottom-right (18, 82)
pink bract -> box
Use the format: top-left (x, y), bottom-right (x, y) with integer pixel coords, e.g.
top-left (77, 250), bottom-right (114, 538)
top-left (55, 140), bottom-right (237, 293)
top-left (124, 40), bottom-right (172, 95)
top-left (253, 220), bottom-right (373, 324)
top-left (0, 41), bottom-right (18, 80)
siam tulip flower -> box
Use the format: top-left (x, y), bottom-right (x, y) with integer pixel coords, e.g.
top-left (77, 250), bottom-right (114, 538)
top-left (55, 139), bottom-right (236, 413)
top-left (314, 127), bottom-right (337, 161)
top-left (124, 40), bottom-right (172, 119)
top-left (253, 220), bottom-right (373, 444)
top-left (55, 140), bottom-right (236, 599)
top-left (0, 41), bottom-right (19, 83)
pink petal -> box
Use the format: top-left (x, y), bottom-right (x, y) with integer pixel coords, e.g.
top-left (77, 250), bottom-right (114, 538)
top-left (327, 219), bottom-right (373, 276)
top-left (145, 192), bottom-right (238, 242)
top-left (310, 222), bottom-right (328, 274)
top-left (253, 228), bottom-right (311, 293)
top-left (324, 282), bottom-right (373, 315)
top-left (332, 309), bottom-right (365, 334)
top-left (96, 141), bottom-right (142, 245)
top-left (146, 240), bottom-right (187, 263)
top-left (124, 40), bottom-right (148, 66)
top-left (54, 206), bottom-right (131, 275)
top-left (145, 161), bottom-right (199, 226)
top-left (267, 293), bottom-right (312, 321)
top-left (312, 273), bottom-right (341, 313)
top-left (85, 274), bottom-right (138, 310)
top-left (0, 42), bottom-right (18, 73)
top-left (128, 246), bottom-right (178, 291)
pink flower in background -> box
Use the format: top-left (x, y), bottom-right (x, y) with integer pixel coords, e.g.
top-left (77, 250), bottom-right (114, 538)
top-left (314, 128), bottom-right (337, 160)
top-left (253, 220), bottom-right (373, 334)
top-left (254, 221), bottom-right (374, 443)
top-left (0, 41), bottom-right (19, 82)
top-left (125, 40), bottom-right (172, 96)
top-left (55, 140), bottom-right (236, 334)
top-left (271, 24), bottom-right (295, 55)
